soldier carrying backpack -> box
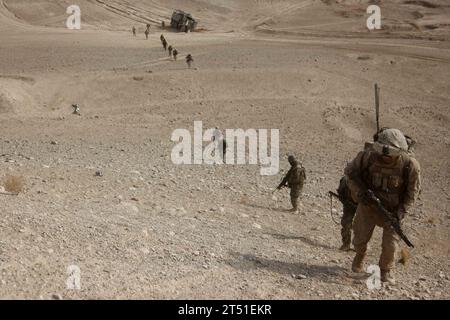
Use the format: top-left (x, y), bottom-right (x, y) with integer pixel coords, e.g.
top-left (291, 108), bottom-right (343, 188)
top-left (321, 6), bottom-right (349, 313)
top-left (276, 155), bottom-right (306, 214)
top-left (345, 128), bottom-right (421, 283)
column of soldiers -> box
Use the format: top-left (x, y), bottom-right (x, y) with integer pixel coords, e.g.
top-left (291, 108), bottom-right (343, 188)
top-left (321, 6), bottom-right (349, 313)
top-left (277, 128), bottom-right (421, 284)
top-left (130, 23), bottom-right (194, 69)
top-left (160, 35), bottom-right (193, 68)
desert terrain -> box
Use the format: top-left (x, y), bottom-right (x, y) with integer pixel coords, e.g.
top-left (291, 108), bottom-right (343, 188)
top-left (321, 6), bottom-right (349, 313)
top-left (0, 0), bottom-right (449, 299)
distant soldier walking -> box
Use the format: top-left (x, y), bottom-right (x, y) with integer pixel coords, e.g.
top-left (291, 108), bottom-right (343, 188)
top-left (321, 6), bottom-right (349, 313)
top-left (162, 39), bottom-right (168, 51)
top-left (160, 34), bottom-right (165, 43)
top-left (132, 26), bottom-right (136, 37)
top-left (168, 45), bottom-right (173, 58)
top-left (212, 127), bottom-right (227, 160)
top-left (276, 155), bottom-right (306, 214)
top-left (144, 28), bottom-right (149, 40)
top-left (186, 54), bottom-right (194, 68)
top-left (173, 49), bottom-right (178, 61)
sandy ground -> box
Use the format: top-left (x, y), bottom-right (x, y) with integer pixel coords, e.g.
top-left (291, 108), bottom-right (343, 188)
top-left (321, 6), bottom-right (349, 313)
top-left (0, 0), bottom-right (449, 299)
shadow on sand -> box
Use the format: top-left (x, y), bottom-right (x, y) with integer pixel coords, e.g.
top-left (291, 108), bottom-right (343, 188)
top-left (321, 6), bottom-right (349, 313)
top-left (225, 251), bottom-right (361, 284)
top-left (266, 232), bottom-right (337, 251)
top-left (240, 202), bottom-right (289, 213)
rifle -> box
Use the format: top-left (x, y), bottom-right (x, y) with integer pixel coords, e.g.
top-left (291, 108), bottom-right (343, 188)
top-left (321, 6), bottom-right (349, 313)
top-left (350, 171), bottom-right (415, 248)
top-left (273, 182), bottom-right (286, 194)
top-left (328, 191), bottom-right (357, 210)
top-left (366, 190), bottom-right (414, 248)
top-left (273, 173), bottom-right (288, 194)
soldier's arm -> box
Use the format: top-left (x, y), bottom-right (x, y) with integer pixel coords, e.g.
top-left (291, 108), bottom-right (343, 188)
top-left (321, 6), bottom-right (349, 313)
top-left (344, 151), bottom-right (366, 196)
top-left (402, 157), bottom-right (421, 213)
top-left (278, 169), bottom-right (291, 188)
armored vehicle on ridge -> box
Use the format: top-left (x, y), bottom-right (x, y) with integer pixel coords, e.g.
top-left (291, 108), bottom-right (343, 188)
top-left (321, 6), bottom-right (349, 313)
top-left (170, 10), bottom-right (197, 32)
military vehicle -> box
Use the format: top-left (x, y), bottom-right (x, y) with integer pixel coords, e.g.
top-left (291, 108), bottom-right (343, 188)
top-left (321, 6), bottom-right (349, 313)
top-left (170, 10), bottom-right (197, 32)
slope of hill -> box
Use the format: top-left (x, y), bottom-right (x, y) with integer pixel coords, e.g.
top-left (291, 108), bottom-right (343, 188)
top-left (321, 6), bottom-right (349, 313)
top-left (0, 0), bottom-right (448, 299)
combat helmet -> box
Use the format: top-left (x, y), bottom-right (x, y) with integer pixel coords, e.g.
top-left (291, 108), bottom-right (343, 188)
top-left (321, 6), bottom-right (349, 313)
top-left (288, 155), bottom-right (299, 166)
top-left (373, 128), bottom-right (408, 157)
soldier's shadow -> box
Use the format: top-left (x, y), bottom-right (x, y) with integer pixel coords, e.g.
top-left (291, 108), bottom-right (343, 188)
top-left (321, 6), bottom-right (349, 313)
top-left (266, 232), bottom-right (336, 251)
top-left (166, 66), bottom-right (197, 71)
top-left (225, 251), bottom-right (351, 285)
top-left (241, 202), bottom-right (288, 213)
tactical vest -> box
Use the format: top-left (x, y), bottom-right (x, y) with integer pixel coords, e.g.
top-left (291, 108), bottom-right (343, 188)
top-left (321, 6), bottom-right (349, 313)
top-left (288, 166), bottom-right (305, 188)
top-left (360, 151), bottom-right (410, 210)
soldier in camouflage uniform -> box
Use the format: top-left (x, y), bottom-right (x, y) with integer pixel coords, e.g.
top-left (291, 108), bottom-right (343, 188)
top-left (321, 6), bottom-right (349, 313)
top-left (345, 128), bottom-right (421, 283)
top-left (336, 176), bottom-right (357, 251)
top-left (212, 127), bottom-right (227, 160)
top-left (277, 155), bottom-right (306, 214)
top-left (336, 128), bottom-right (416, 253)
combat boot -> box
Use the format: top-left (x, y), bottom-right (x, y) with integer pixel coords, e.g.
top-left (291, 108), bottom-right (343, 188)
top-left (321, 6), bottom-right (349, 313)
top-left (290, 197), bottom-right (299, 214)
top-left (352, 253), bottom-right (365, 273)
top-left (381, 270), bottom-right (396, 284)
top-left (288, 207), bottom-right (298, 214)
top-left (340, 229), bottom-right (352, 251)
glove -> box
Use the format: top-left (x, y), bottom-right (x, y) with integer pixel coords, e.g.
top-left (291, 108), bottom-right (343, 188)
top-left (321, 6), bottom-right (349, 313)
top-left (397, 206), bottom-right (407, 220)
top-left (357, 189), bottom-right (376, 205)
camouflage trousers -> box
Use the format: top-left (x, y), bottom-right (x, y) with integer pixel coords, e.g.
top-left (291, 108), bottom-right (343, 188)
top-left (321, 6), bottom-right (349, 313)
top-left (352, 204), bottom-right (400, 271)
top-left (341, 203), bottom-right (357, 246)
top-left (290, 186), bottom-right (302, 210)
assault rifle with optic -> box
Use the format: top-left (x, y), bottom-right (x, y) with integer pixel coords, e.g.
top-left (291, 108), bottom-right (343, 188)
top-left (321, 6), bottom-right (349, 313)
top-left (349, 173), bottom-right (414, 248)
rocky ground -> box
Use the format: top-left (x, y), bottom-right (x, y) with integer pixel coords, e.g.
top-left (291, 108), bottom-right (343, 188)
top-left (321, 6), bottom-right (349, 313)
top-left (0, 0), bottom-right (449, 299)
